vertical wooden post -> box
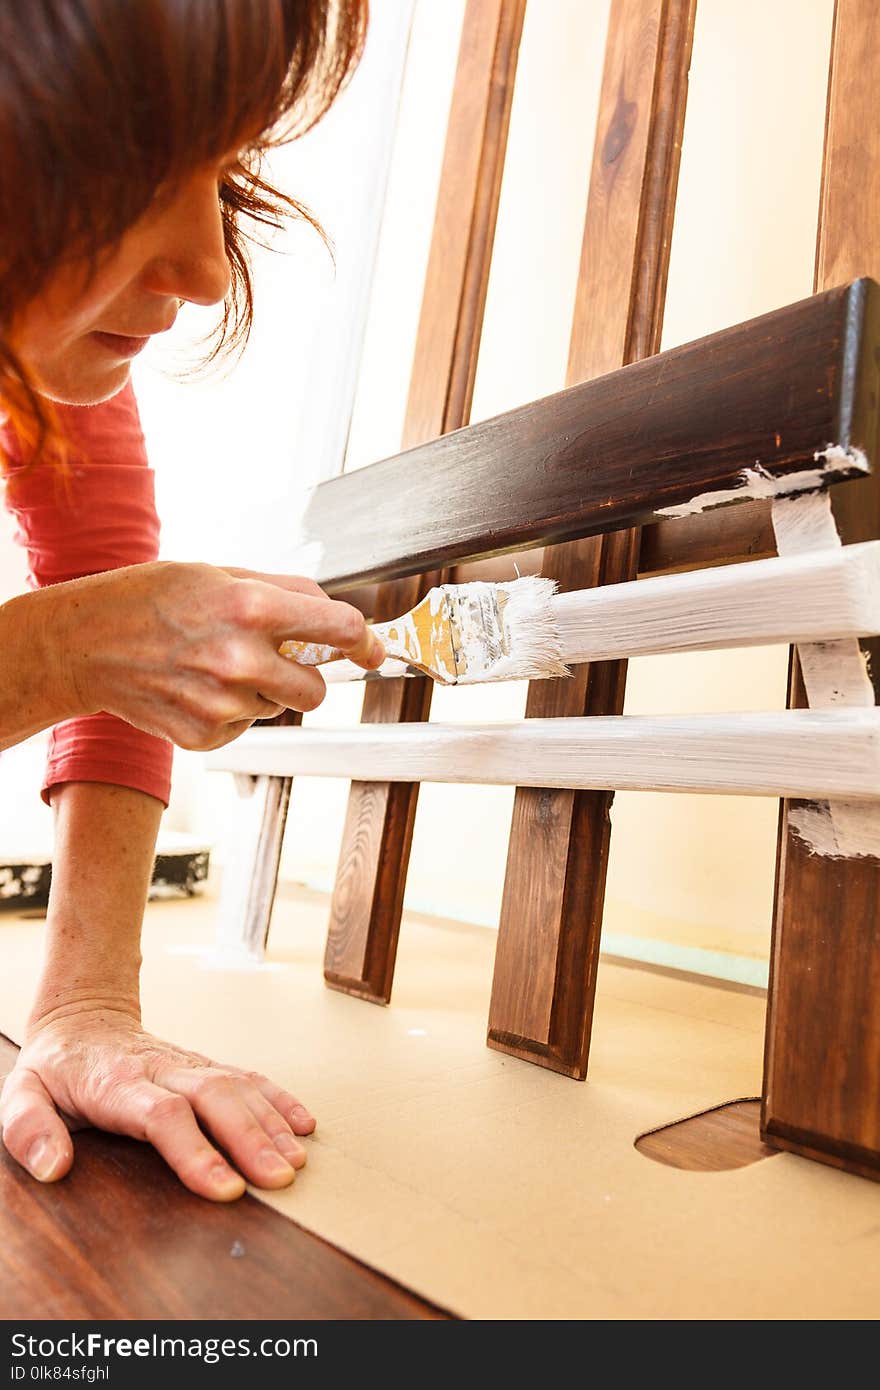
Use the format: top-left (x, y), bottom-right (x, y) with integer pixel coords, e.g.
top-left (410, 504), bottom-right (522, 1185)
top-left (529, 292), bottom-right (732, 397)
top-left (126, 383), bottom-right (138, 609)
top-left (324, 0), bottom-right (527, 1001)
top-left (762, 0), bottom-right (880, 1179)
top-left (487, 0), bottom-right (695, 1076)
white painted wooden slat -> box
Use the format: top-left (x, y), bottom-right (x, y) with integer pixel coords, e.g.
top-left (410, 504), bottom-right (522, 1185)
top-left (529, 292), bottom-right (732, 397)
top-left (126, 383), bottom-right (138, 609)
top-left (208, 709), bottom-right (880, 800)
top-left (552, 538), bottom-right (880, 661)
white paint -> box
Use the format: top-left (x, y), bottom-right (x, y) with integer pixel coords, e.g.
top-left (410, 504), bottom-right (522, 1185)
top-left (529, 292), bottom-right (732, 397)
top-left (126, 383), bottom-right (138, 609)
top-left (655, 451), bottom-right (868, 519)
top-left (208, 709), bottom-right (880, 801)
top-left (454, 577), bottom-right (567, 683)
top-left (788, 802), bottom-right (880, 860)
top-left (771, 488), bottom-right (880, 859)
top-left (553, 541), bottom-right (880, 659)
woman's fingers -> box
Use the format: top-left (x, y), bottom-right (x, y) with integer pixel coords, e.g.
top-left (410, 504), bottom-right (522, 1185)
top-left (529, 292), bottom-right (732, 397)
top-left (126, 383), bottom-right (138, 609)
top-left (236, 1072), bottom-right (316, 1137)
top-left (0, 1067), bottom-right (74, 1183)
top-left (153, 1068), bottom-right (301, 1187)
top-left (228, 581), bottom-right (384, 671)
top-left (272, 596), bottom-right (383, 669)
top-left (116, 1078), bottom-right (245, 1201)
top-left (239, 1090), bottom-right (308, 1169)
top-left (141, 1088), bottom-right (247, 1201)
top-left (223, 568), bottom-right (327, 601)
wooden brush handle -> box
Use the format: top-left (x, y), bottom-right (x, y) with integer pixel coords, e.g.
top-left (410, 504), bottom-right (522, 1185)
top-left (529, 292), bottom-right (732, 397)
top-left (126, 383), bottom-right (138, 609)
top-left (278, 638), bottom-right (345, 665)
top-left (280, 619), bottom-right (402, 669)
top-left (278, 638), bottom-right (411, 684)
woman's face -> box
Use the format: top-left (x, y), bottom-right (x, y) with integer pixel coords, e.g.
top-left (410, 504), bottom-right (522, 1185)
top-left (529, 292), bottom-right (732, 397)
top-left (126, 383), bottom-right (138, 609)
top-left (12, 163), bottom-right (233, 405)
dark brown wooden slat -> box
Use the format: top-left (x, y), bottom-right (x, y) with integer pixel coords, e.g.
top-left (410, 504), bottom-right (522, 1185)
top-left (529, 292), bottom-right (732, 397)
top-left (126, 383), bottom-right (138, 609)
top-left (762, 0), bottom-right (880, 1182)
top-left (339, 507), bottom-right (778, 618)
top-left (324, 0), bottom-right (526, 1002)
top-left (639, 498), bottom-right (776, 573)
top-left (310, 279), bottom-right (877, 593)
top-left (487, 0), bottom-right (696, 1076)
top-left (0, 1037), bottom-right (448, 1320)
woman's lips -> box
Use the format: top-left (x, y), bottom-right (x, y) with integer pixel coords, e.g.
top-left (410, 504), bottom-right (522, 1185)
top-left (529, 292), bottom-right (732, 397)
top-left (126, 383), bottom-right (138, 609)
top-left (91, 330), bottom-right (152, 358)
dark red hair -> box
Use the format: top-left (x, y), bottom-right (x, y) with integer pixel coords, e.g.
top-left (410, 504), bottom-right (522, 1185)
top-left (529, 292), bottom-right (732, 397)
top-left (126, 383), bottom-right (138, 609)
top-left (0, 0), bottom-right (368, 462)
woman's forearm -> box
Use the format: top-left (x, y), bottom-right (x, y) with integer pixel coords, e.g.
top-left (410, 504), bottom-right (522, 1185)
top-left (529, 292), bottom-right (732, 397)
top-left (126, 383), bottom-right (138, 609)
top-left (28, 781), bottom-right (162, 1025)
top-left (0, 587), bottom-right (81, 750)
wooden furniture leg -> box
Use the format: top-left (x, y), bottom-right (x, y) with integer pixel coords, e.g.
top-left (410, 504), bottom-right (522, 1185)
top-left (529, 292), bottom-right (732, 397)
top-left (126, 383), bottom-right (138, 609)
top-left (762, 0), bottom-right (880, 1179)
top-left (488, 0), bottom-right (696, 1076)
top-left (213, 712), bottom-right (301, 960)
top-left (324, 0), bottom-right (526, 1001)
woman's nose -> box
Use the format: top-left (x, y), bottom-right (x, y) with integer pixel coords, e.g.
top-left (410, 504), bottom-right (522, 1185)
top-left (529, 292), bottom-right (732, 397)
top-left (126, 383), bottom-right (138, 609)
top-left (143, 173), bottom-right (232, 307)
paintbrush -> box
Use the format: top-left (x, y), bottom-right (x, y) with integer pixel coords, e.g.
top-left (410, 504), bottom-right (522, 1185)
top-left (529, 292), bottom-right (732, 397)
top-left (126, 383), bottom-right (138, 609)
top-left (280, 575), bottom-right (569, 685)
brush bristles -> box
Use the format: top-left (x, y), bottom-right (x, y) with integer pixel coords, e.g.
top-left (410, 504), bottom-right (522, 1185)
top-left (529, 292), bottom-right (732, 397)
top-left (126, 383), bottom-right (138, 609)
top-left (452, 575), bottom-right (568, 684)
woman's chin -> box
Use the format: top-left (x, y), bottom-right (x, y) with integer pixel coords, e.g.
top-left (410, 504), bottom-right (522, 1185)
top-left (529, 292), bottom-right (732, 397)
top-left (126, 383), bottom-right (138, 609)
top-left (34, 360), bottom-right (132, 407)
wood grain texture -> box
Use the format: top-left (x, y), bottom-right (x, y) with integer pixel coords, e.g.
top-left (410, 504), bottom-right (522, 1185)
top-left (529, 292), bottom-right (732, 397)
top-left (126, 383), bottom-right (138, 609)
top-left (308, 281), bottom-right (875, 593)
top-left (639, 499), bottom-right (776, 574)
top-left (636, 1100), bottom-right (778, 1172)
top-left (762, 0), bottom-right (880, 1181)
top-left (489, 0), bottom-right (696, 1076)
top-left (337, 503), bottom-right (783, 615)
top-left (324, 0), bottom-right (526, 1002)
top-left (0, 1036), bottom-right (449, 1320)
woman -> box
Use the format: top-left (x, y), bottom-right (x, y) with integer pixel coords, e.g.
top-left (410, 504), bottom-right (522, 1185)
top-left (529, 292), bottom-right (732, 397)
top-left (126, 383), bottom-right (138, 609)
top-left (0, 0), bottom-right (378, 1200)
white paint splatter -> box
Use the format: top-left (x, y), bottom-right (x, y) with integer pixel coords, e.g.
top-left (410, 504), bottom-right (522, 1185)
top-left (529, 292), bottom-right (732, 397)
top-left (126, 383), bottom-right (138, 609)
top-left (789, 801), bottom-right (880, 859)
top-left (655, 447), bottom-right (868, 519)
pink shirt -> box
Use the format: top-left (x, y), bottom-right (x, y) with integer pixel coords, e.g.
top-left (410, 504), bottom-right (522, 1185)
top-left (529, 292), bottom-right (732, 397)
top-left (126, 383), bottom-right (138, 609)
top-left (2, 384), bottom-right (173, 806)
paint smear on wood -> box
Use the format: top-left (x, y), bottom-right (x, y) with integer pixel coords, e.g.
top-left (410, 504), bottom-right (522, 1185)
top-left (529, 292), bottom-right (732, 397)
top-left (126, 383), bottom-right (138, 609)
top-left (656, 446), bottom-right (868, 519)
top-left (771, 486), bottom-right (880, 859)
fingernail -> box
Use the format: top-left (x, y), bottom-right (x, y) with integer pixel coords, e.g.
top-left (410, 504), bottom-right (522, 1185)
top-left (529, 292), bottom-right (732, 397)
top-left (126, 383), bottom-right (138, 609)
top-left (290, 1104), bottom-right (312, 1124)
top-left (210, 1163), bottom-right (245, 1197)
top-left (275, 1133), bottom-right (306, 1165)
top-left (260, 1148), bottom-right (295, 1177)
top-left (27, 1136), bottom-right (61, 1182)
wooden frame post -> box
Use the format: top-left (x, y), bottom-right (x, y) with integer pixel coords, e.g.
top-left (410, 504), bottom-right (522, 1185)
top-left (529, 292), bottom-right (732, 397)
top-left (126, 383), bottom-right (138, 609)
top-left (488, 0), bottom-right (696, 1076)
top-left (762, 0), bottom-right (880, 1180)
top-left (324, 0), bottom-right (527, 1001)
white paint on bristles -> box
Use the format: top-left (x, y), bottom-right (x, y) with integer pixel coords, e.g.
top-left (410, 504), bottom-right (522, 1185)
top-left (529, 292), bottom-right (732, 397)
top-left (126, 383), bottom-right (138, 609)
top-left (450, 576), bottom-right (568, 683)
top-left (771, 479), bottom-right (880, 860)
top-left (317, 576), bottom-right (568, 684)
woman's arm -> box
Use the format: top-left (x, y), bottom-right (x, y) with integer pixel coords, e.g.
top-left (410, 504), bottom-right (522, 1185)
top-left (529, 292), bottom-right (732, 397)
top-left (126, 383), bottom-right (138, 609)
top-left (1, 386), bottom-right (382, 761)
top-left (0, 781), bottom-right (314, 1198)
top-left (0, 584), bottom-right (80, 748)
top-left (0, 388), bottom-right (376, 1197)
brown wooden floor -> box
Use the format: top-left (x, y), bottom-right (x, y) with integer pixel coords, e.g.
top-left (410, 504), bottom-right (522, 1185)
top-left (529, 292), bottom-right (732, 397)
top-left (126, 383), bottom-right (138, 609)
top-left (0, 1035), bottom-right (450, 1321)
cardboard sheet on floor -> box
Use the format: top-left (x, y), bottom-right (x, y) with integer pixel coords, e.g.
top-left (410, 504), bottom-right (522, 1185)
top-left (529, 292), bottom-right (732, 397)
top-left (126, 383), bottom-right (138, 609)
top-left (1, 887), bottom-right (878, 1319)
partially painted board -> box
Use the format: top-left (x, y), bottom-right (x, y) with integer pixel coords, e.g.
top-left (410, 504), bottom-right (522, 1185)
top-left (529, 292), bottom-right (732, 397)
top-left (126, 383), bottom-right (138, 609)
top-left (291, 281), bottom-right (880, 589)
